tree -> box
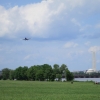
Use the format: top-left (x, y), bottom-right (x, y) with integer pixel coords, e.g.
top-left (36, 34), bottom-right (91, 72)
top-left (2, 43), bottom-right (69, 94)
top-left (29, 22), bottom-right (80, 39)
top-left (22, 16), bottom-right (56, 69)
top-left (32, 65), bottom-right (41, 80)
top-left (0, 71), bottom-right (2, 80)
top-left (35, 69), bottom-right (44, 81)
top-left (14, 66), bottom-right (23, 80)
top-left (53, 64), bottom-right (59, 74)
top-left (66, 69), bottom-right (74, 81)
top-left (27, 66), bottom-right (35, 80)
top-left (60, 64), bottom-right (67, 74)
top-left (42, 64), bottom-right (53, 81)
top-left (53, 64), bottom-right (60, 79)
top-left (49, 73), bottom-right (55, 81)
top-left (0, 75), bottom-right (2, 80)
top-left (22, 66), bottom-right (28, 80)
top-left (14, 66), bottom-right (28, 80)
top-left (2, 68), bottom-right (10, 80)
top-left (9, 70), bottom-right (15, 80)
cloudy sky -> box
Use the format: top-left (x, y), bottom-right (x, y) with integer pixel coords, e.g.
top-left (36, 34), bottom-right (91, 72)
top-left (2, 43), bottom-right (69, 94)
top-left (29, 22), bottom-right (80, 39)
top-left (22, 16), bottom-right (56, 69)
top-left (0, 0), bottom-right (100, 71)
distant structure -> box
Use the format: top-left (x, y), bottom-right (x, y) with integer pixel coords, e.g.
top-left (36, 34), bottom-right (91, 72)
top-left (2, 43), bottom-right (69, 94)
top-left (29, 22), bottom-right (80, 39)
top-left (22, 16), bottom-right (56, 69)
top-left (86, 51), bottom-right (96, 74)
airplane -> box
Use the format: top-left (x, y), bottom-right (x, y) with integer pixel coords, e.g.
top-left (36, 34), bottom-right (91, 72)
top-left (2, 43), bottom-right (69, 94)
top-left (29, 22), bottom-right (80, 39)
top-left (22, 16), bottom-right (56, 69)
top-left (23, 37), bottom-right (30, 40)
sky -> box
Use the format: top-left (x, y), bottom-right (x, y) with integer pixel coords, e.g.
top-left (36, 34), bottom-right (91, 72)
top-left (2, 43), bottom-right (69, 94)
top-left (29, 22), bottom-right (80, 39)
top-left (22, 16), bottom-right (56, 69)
top-left (0, 0), bottom-right (100, 71)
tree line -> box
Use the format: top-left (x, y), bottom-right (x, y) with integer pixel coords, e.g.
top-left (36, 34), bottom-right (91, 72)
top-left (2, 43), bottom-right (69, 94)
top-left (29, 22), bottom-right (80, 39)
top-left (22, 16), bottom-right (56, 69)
top-left (0, 64), bottom-right (74, 81)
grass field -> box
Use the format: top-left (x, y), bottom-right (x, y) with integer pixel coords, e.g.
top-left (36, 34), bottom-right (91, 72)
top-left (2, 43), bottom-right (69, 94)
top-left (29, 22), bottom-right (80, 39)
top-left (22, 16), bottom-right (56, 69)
top-left (0, 80), bottom-right (100, 100)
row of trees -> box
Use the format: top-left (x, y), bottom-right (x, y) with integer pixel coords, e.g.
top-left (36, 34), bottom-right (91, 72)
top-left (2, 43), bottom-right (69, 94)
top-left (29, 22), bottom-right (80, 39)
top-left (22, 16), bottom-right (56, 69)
top-left (0, 64), bottom-right (74, 81)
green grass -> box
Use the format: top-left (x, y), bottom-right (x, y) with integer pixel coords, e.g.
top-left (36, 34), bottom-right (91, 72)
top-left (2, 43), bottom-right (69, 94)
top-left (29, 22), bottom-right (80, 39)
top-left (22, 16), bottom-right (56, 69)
top-left (0, 80), bottom-right (100, 100)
